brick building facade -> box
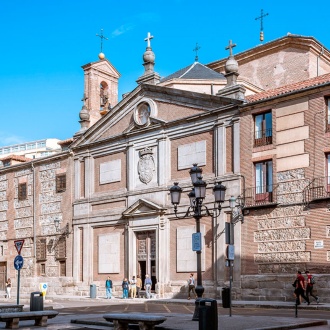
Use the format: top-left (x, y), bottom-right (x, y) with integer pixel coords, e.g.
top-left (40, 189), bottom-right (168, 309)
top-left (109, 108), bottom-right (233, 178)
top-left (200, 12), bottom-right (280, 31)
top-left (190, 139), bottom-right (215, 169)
top-left (1, 34), bottom-right (330, 301)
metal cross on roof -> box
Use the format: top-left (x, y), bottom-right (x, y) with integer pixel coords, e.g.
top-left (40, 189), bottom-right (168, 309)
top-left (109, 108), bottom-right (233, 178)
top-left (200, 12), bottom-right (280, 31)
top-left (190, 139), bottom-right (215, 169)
top-left (145, 32), bottom-right (154, 48)
top-left (255, 9), bottom-right (269, 42)
top-left (96, 29), bottom-right (108, 53)
top-left (225, 40), bottom-right (237, 56)
top-left (193, 42), bottom-right (201, 62)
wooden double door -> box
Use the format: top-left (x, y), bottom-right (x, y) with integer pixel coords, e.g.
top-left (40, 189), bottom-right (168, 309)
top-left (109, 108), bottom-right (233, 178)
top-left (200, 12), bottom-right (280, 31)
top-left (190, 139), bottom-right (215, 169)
top-left (136, 231), bottom-right (156, 291)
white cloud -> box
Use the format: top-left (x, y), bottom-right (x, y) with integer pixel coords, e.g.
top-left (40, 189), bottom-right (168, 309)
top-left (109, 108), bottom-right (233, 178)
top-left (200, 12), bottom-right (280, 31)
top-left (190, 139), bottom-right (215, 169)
top-left (111, 24), bottom-right (135, 37)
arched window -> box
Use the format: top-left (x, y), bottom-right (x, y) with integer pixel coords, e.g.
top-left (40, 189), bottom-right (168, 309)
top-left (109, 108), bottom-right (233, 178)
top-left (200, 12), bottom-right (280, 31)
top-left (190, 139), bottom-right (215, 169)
top-left (100, 82), bottom-right (109, 110)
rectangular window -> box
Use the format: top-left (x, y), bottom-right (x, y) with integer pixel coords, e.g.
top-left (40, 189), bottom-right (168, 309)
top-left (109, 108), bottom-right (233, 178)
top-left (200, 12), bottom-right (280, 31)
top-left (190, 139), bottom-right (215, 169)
top-left (20, 145), bottom-right (26, 151)
top-left (59, 261), bottom-right (66, 277)
top-left (56, 174), bottom-right (66, 193)
top-left (3, 148), bottom-right (10, 154)
top-left (254, 112), bottom-right (272, 147)
top-left (255, 160), bottom-right (273, 203)
top-left (55, 237), bottom-right (66, 260)
top-left (36, 239), bottom-right (47, 261)
top-left (40, 263), bottom-right (46, 276)
top-left (18, 183), bottom-right (27, 200)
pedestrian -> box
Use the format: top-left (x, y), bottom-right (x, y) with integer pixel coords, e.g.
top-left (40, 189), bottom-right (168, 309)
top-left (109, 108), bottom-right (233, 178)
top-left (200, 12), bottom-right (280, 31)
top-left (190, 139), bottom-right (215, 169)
top-left (5, 278), bottom-right (11, 299)
top-left (122, 278), bottom-right (129, 299)
top-left (105, 276), bottom-right (112, 299)
top-left (130, 276), bottom-right (137, 298)
top-left (136, 275), bottom-right (142, 298)
top-left (187, 273), bottom-right (197, 300)
top-left (305, 270), bottom-right (319, 304)
top-left (144, 274), bottom-right (152, 299)
top-left (295, 271), bottom-right (309, 305)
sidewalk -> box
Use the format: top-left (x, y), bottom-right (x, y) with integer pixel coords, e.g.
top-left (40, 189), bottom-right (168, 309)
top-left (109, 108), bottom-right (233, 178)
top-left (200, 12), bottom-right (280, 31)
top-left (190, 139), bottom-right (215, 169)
top-left (0, 295), bottom-right (329, 330)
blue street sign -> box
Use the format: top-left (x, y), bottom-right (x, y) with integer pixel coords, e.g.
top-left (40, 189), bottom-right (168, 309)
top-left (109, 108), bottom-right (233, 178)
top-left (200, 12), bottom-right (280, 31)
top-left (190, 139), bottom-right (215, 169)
top-left (192, 232), bottom-right (202, 251)
top-left (14, 255), bottom-right (24, 270)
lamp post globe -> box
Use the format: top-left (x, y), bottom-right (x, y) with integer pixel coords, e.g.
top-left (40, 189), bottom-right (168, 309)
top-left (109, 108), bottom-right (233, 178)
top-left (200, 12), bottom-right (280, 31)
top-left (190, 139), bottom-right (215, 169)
top-left (189, 163), bottom-right (203, 184)
top-left (213, 182), bottom-right (226, 204)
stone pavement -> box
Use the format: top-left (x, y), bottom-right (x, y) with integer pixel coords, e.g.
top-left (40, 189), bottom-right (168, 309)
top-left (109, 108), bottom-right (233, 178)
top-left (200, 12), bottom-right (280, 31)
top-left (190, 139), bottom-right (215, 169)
top-left (0, 295), bottom-right (329, 329)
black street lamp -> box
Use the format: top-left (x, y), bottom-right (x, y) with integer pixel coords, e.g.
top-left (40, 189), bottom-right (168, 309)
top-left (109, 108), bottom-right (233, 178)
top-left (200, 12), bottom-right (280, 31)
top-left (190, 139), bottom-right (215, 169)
top-left (169, 164), bottom-right (226, 321)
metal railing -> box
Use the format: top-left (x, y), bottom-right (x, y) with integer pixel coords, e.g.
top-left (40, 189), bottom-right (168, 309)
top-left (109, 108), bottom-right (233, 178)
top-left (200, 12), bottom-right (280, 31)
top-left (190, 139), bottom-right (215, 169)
top-left (244, 184), bottom-right (278, 207)
top-left (303, 176), bottom-right (330, 204)
top-left (254, 128), bottom-right (272, 147)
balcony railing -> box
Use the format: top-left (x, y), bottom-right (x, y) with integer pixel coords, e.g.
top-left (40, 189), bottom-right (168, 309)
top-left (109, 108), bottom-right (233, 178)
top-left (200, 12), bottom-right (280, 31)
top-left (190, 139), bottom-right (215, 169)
top-left (303, 176), bottom-right (330, 205)
top-left (244, 184), bottom-right (278, 208)
top-left (254, 128), bottom-right (272, 147)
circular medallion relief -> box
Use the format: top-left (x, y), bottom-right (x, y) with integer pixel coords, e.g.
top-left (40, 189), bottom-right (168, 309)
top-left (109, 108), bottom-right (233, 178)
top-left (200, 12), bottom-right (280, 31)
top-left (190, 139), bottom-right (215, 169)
top-left (134, 102), bottom-right (151, 126)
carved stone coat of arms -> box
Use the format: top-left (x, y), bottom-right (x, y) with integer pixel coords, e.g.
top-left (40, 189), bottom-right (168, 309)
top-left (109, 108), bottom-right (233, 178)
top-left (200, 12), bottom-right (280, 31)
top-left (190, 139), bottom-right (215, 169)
top-left (138, 148), bottom-right (155, 184)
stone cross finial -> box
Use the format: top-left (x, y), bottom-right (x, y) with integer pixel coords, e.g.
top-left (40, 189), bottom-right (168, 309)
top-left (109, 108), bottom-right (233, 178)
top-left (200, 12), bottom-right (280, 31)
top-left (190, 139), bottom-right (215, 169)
top-left (144, 32), bottom-right (154, 48)
top-left (225, 40), bottom-right (237, 56)
top-left (96, 29), bottom-right (108, 53)
top-left (193, 42), bottom-right (201, 62)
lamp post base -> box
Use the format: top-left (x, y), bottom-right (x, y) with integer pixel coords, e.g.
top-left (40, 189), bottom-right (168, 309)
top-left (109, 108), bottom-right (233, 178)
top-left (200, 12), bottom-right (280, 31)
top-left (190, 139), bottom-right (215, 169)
top-left (192, 285), bottom-right (204, 321)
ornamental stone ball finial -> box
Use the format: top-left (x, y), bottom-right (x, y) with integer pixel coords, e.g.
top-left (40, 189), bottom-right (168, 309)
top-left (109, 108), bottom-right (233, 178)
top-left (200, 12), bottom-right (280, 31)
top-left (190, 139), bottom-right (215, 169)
top-left (225, 40), bottom-right (238, 74)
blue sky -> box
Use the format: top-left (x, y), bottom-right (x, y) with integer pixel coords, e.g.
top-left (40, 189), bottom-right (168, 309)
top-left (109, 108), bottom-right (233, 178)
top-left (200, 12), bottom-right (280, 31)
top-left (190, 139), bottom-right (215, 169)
top-left (0, 0), bottom-right (329, 147)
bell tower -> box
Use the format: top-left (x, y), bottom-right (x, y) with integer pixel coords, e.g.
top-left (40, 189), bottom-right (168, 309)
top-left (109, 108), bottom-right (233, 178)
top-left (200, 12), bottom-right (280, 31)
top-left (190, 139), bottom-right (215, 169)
top-left (81, 55), bottom-right (120, 128)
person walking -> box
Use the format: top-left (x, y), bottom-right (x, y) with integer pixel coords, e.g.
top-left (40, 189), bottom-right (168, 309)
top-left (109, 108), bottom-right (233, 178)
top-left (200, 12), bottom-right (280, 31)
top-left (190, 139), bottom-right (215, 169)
top-left (130, 276), bottom-right (137, 298)
top-left (144, 274), bottom-right (152, 299)
top-left (122, 278), bottom-right (129, 299)
top-left (105, 276), bottom-right (112, 299)
top-left (5, 278), bottom-right (11, 299)
top-left (136, 275), bottom-right (142, 298)
top-left (187, 273), bottom-right (197, 300)
top-left (295, 271), bottom-right (309, 305)
top-left (305, 270), bottom-right (319, 304)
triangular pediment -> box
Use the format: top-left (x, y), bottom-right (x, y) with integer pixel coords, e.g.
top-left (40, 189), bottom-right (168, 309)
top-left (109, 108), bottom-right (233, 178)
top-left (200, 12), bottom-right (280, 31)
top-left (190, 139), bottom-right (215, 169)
top-left (82, 59), bottom-right (120, 78)
top-left (71, 84), bottom-right (240, 149)
top-left (122, 199), bottom-right (166, 218)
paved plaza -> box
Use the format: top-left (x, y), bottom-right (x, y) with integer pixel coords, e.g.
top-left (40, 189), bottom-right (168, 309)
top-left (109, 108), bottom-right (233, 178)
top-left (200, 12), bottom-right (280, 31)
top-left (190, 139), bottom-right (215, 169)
top-left (0, 295), bottom-right (329, 329)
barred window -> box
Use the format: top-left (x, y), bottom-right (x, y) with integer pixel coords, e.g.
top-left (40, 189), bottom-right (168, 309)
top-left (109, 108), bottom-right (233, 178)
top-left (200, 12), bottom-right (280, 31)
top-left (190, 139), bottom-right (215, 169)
top-left (55, 237), bottom-right (66, 260)
top-left (40, 263), bottom-right (46, 276)
top-left (59, 261), bottom-right (66, 277)
top-left (56, 174), bottom-right (66, 193)
top-left (18, 183), bottom-right (27, 200)
top-left (36, 239), bottom-right (47, 261)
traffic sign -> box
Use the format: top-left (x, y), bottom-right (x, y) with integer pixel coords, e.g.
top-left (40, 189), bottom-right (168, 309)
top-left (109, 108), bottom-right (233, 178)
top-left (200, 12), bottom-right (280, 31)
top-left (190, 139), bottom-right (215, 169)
top-left (192, 232), bottom-right (202, 251)
top-left (227, 244), bottom-right (235, 261)
top-left (14, 240), bottom-right (25, 255)
top-left (14, 255), bottom-right (24, 270)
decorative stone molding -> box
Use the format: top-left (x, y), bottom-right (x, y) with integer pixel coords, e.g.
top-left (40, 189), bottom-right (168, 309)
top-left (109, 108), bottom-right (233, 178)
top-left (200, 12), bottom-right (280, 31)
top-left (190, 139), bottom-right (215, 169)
top-left (39, 191), bottom-right (62, 204)
top-left (40, 162), bottom-right (60, 171)
top-left (0, 201), bottom-right (8, 211)
top-left (0, 212), bottom-right (6, 221)
top-left (15, 169), bottom-right (32, 177)
top-left (0, 175), bottom-right (6, 181)
top-left (15, 207), bottom-right (32, 218)
top-left (41, 202), bottom-right (61, 215)
top-left (0, 191), bottom-right (6, 200)
top-left (254, 227), bottom-right (310, 242)
top-left (0, 181), bottom-right (7, 191)
top-left (326, 226), bottom-right (330, 238)
top-left (14, 218), bottom-right (33, 229)
top-left (258, 240), bottom-right (305, 253)
top-left (15, 227), bottom-right (32, 238)
top-left (258, 216), bottom-right (305, 230)
top-left (254, 251), bottom-right (310, 263)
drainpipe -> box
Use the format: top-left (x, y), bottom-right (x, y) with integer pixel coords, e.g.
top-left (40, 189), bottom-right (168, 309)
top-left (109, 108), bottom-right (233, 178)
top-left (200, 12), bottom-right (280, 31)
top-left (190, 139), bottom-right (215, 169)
top-left (31, 162), bottom-right (36, 262)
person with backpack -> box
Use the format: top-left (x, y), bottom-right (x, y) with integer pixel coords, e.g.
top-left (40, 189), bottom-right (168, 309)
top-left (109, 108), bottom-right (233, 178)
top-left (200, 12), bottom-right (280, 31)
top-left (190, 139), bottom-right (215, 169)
top-left (105, 276), bottom-right (112, 299)
top-left (187, 273), bottom-right (197, 300)
top-left (122, 278), bottom-right (129, 299)
top-left (305, 270), bottom-right (320, 304)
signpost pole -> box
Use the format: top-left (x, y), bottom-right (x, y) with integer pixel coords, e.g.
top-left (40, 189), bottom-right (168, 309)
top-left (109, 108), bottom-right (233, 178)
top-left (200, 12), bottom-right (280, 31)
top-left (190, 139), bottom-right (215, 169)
top-left (16, 269), bottom-right (20, 305)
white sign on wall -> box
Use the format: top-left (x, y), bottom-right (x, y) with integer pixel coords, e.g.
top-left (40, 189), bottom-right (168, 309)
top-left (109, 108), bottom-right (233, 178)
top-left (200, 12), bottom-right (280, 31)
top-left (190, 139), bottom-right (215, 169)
top-left (100, 159), bottom-right (121, 184)
top-left (177, 225), bottom-right (205, 272)
top-left (98, 233), bottom-right (120, 273)
top-left (314, 240), bottom-right (324, 249)
top-left (178, 140), bottom-right (206, 170)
